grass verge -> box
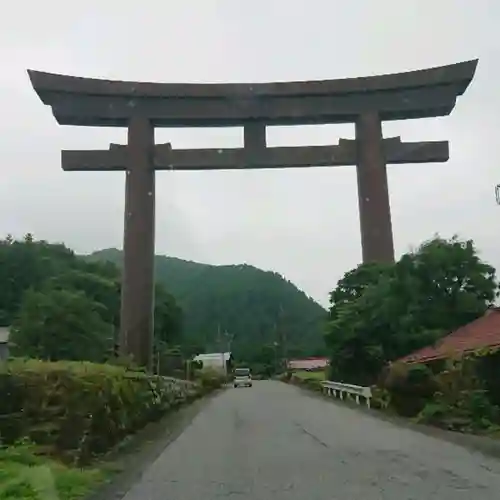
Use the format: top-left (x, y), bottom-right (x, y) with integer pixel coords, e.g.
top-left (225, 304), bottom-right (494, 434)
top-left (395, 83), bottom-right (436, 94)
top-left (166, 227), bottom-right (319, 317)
top-left (293, 370), bottom-right (326, 381)
top-left (0, 440), bottom-right (111, 500)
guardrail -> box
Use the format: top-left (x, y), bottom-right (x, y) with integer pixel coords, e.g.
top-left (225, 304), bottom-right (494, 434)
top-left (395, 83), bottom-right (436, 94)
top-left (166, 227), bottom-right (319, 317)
top-left (321, 380), bottom-right (372, 408)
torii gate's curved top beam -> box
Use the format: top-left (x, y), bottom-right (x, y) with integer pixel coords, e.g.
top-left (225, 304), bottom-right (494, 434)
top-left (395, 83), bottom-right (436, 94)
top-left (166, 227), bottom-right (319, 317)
top-left (27, 59), bottom-right (478, 128)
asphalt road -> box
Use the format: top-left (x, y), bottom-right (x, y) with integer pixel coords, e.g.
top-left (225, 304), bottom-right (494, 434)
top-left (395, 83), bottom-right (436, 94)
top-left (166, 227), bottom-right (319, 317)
top-left (121, 381), bottom-right (500, 499)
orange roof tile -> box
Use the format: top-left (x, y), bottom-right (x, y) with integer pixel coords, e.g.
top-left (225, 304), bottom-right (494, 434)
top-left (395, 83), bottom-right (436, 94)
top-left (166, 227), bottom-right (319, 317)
top-left (397, 308), bottom-right (500, 364)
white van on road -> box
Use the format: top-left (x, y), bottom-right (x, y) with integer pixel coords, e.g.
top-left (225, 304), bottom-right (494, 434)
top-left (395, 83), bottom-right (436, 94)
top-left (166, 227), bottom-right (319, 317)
top-left (233, 367), bottom-right (252, 388)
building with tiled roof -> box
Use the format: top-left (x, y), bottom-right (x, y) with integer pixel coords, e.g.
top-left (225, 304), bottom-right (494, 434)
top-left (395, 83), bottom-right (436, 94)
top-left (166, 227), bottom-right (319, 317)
top-left (397, 308), bottom-right (500, 364)
top-left (288, 357), bottom-right (329, 371)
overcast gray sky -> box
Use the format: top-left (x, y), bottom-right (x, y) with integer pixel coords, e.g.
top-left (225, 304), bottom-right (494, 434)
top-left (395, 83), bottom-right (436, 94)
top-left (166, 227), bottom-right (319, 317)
top-left (1, 1), bottom-right (499, 306)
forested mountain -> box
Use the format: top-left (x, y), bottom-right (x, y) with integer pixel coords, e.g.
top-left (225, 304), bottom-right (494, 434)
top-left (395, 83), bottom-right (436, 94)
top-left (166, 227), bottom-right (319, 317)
top-left (86, 249), bottom-right (327, 358)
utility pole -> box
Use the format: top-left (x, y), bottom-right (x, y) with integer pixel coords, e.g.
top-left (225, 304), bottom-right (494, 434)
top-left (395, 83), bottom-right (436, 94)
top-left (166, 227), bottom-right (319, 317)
top-left (224, 330), bottom-right (234, 352)
top-left (282, 328), bottom-right (288, 372)
top-left (273, 340), bottom-right (279, 374)
top-left (216, 323), bottom-right (224, 373)
top-left (224, 330), bottom-right (234, 376)
top-left (276, 304), bottom-right (288, 372)
top-left (216, 325), bottom-right (233, 375)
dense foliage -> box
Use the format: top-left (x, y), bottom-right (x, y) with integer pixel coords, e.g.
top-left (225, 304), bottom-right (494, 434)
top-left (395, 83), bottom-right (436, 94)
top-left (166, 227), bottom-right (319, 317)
top-left (0, 235), bottom-right (182, 364)
top-left (378, 351), bottom-right (500, 432)
top-left (0, 439), bottom-right (107, 500)
top-left (87, 248), bottom-right (327, 358)
top-left (325, 236), bottom-right (499, 386)
top-left (0, 359), bottom-right (206, 464)
top-left (233, 344), bottom-right (280, 378)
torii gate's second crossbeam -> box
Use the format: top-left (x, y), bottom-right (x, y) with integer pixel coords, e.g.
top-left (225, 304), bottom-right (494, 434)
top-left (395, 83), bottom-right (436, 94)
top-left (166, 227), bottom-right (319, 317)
top-left (62, 137), bottom-right (447, 171)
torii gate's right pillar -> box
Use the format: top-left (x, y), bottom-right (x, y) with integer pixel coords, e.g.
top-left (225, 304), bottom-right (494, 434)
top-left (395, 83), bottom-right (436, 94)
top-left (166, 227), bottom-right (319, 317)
top-left (355, 111), bottom-right (395, 263)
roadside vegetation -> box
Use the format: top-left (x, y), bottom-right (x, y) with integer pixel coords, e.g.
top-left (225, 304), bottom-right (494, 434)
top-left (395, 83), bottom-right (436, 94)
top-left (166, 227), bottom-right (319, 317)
top-left (4, 231), bottom-right (500, 498)
top-left (0, 440), bottom-right (107, 500)
top-left (0, 359), bottom-right (224, 499)
top-left (0, 235), bottom-right (227, 499)
top-left (293, 370), bottom-right (326, 381)
top-left (281, 235), bottom-right (500, 436)
top-left (320, 235), bottom-right (500, 433)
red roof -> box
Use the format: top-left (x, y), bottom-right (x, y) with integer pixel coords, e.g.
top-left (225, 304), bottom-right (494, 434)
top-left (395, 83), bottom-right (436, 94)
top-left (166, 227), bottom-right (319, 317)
top-left (288, 357), bottom-right (329, 369)
top-left (398, 308), bottom-right (500, 364)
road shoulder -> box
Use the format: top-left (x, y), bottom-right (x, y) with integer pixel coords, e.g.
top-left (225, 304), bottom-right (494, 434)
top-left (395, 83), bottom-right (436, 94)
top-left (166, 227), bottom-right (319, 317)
top-left (85, 390), bottom-right (223, 500)
top-left (291, 383), bottom-right (500, 461)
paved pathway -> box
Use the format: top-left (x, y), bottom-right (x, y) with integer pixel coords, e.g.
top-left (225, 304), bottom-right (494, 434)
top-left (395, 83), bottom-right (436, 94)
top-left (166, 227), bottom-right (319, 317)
top-left (122, 381), bottom-right (500, 499)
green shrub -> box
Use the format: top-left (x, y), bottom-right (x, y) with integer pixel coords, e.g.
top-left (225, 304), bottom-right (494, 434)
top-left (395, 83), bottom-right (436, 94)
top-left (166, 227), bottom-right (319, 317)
top-left (278, 371), bottom-right (292, 382)
top-left (197, 368), bottom-right (226, 391)
top-left (284, 373), bottom-right (323, 392)
top-left (379, 357), bottom-right (500, 432)
top-left (0, 438), bottom-right (108, 500)
top-left (292, 375), bottom-right (321, 391)
top-left (418, 389), bottom-right (500, 432)
top-left (303, 378), bottom-right (322, 392)
top-left (369, 386), bottom-right (390, 410)
top-left (0, 359), bottom-right (203, 464)
top-left (382, 362), bottom-right (438, 417)
top-left (416, 357), bottom-right (500, 432)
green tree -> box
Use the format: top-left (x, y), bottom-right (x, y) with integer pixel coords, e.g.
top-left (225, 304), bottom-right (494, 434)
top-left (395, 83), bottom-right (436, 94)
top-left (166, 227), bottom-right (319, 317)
top-left (325, 236), bottom-right (498, 385)
top-left (399, 236), bottom-right (498, 332)
top-left (46, 269), bottom-right (121, 325)
top-left (0, 235), bottom-right (76, 324)
top-left (47, 273), bottom-right (182, 349)
top-left (327, 262), bottom-right (392, 319)
top-left (10, 288), bottom-right (113, 362)
top-left (154, 284), bottom-right (183, 346)
top-left (0, 235), bottom-right (184, 361)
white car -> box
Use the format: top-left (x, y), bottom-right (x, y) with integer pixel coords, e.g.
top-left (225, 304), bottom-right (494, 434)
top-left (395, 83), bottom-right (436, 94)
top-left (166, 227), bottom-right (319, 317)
top-left (233, 367), bottom-right (252, 388)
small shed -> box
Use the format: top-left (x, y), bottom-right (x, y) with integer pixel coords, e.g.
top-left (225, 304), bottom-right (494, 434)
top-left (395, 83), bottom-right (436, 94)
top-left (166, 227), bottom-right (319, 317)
top-left (193, 352), bottom-right (232, 372)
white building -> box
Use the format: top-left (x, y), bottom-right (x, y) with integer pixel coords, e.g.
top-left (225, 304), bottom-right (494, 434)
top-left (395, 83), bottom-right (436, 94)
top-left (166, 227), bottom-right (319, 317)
top-left (193, 352), bottom-right (231, 372)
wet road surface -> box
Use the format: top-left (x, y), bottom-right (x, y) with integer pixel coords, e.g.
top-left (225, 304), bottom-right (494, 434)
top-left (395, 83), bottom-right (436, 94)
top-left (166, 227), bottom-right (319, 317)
top-left (122, 381), bottom-right (500, 499)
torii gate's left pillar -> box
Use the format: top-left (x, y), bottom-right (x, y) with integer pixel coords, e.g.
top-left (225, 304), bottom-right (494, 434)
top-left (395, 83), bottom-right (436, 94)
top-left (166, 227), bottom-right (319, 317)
top-left (120, 117), bottom-right (156, 370)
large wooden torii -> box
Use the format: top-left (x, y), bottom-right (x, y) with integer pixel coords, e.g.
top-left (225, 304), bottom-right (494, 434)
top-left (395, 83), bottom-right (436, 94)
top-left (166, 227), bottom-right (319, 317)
top-left (27, 59), bottom-right (478, 369)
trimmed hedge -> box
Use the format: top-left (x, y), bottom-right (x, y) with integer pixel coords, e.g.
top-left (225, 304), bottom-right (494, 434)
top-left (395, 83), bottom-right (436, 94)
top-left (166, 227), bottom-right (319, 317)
top-left (0, 359), bottom-right (205, 464)
top-left (195, 368), bottom-right (227, 391)
top-left (379, 357), bottom-right (500, 432)
top-left (286, 373), bottom-right (323, 392)
top-left (381, 362), bottom-right (438, 417)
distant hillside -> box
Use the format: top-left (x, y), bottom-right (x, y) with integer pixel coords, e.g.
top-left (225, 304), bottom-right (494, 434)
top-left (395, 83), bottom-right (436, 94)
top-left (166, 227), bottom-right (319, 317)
top-left (85, 249), bottom-right (327, 357)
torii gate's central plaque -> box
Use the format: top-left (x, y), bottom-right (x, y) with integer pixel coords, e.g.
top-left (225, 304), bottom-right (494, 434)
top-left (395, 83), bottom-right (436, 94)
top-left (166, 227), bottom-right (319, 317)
top-left (28, 59), bottom-right (478, 369)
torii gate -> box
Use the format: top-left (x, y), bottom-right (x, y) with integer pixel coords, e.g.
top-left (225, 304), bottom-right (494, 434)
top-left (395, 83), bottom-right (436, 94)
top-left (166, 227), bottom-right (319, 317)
top-left (27, 59), bottom-right (478, 369)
